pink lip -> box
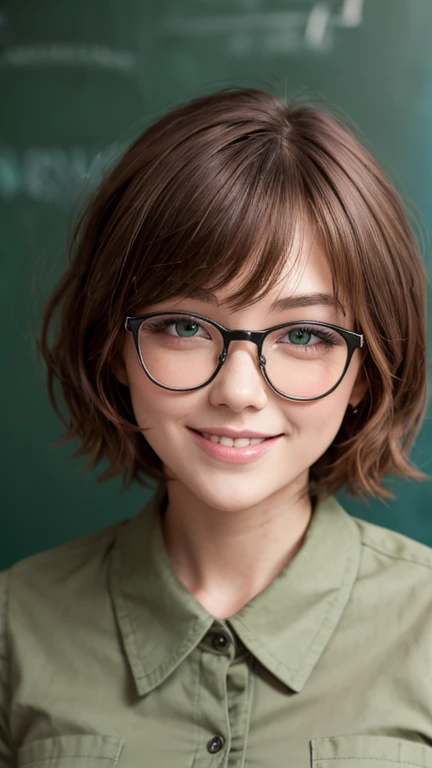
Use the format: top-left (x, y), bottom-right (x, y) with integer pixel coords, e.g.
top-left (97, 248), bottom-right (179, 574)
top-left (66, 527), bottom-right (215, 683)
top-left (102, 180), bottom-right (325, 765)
top-left (188, 428), bottom-right (282, 464)
top-left (190, 426), bottom-right (278, 439)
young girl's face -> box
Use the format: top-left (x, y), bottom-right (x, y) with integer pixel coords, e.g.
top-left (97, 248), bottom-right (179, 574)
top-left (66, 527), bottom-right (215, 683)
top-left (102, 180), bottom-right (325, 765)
top-left (116, 229), bottom-right (365, 511)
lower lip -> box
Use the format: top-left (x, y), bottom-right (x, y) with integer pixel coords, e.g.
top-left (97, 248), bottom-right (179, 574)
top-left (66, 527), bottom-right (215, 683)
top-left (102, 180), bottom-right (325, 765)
top-left (188, 428), bottom-right (283, 464)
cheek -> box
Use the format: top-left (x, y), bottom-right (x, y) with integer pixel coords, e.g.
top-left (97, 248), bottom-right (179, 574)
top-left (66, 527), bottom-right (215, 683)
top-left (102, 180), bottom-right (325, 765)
top-left (125, 360), bottom-right (199, 430)
top-left (127, 376), bottom-right (169, 425)
top-left (122, 344), bottom-right (165, 424)
top-left (281, 392), bottom-right (350, 474)
top-left (289, 376), bottom-right (354, 438)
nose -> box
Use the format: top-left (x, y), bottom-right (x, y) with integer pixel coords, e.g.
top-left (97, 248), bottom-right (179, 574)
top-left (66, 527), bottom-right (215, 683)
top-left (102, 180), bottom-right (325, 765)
top-left (207, 341), bottom-right (269, 411)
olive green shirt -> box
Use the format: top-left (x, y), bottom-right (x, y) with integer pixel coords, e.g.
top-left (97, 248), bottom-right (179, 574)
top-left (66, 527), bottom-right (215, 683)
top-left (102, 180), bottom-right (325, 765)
top-left (1, 483), bottom-right (432, 768)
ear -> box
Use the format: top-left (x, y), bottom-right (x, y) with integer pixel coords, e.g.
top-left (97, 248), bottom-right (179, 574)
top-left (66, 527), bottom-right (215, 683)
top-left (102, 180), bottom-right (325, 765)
top-left (349, 366), bottom-right (368, 409)
top-left (111, 355), bottom-right (129, 387)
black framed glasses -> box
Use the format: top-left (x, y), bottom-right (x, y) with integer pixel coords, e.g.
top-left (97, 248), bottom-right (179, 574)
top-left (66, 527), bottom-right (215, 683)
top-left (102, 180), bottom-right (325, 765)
top-left (124, 311), bottom-right (364, 402)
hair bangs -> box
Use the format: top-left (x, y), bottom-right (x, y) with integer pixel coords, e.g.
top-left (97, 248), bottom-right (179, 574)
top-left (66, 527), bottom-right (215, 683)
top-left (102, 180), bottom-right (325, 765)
top-left (129, 133), bottom-right (307, 313)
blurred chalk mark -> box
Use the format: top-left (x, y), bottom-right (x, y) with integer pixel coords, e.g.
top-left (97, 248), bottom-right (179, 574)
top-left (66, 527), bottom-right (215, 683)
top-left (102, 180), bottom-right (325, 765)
top-left (0, 143), bottom-right (127, 209)
top-left (337, 0), bottom-right (364, 28)
top-left (0, 44), bottom-right (136, 73)
top-left (163, 12), bottom-right (306, 34)
top-left (305, 4), bottom-right (332, 48)
top-left (305, 0), bottom-right (363, 49)
top-left (162, 0), bottom-right (364, 56)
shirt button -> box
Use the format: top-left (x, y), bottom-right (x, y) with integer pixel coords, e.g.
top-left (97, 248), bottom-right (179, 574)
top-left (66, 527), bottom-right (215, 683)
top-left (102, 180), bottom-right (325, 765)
top-left (212, 632), bottom-right (230, 651)
top-left (207, 735), bottom-right (225, 754)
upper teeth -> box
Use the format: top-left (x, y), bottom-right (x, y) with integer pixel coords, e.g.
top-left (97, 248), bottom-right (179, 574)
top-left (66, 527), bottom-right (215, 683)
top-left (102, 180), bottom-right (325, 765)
top-left (201, 432), bottom-right (266, 447)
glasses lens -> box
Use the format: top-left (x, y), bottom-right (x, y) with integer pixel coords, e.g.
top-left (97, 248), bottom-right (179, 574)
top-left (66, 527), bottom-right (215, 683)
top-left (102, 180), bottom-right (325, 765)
top-left (137, 316), bottom-right (349, 397)
top-left (263, 323), bottom-right (349, 398)
top-left (138, 314), bottom-right (224, 389)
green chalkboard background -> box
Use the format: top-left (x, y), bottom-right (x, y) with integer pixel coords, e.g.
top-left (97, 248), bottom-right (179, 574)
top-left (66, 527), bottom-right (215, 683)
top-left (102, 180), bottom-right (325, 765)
top-left (1, 0), bottom-right (431, 569)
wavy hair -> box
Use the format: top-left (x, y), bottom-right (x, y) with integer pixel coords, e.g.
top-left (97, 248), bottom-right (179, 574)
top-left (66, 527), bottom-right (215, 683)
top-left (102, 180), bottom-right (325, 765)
top-left (37, 87), bottom-right (428, 499)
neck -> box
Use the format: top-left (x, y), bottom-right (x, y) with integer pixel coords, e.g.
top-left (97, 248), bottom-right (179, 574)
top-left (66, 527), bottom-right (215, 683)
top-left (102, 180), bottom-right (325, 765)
top-left (160, 477), bottom-right (313, 619)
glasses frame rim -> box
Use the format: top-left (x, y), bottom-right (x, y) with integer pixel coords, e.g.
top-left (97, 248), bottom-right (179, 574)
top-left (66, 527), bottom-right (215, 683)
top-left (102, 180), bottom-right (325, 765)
top-left (124, 311), bottom-right (364, 402)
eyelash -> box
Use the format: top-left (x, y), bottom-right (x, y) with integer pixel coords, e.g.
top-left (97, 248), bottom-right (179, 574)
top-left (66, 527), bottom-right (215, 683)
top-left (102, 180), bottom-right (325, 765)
top-left (144, 318), bottom-right (340, 346)
top-left (285, 326), bottom-right (338, 345)
top-left (145, 317), bottom-right (208, 335)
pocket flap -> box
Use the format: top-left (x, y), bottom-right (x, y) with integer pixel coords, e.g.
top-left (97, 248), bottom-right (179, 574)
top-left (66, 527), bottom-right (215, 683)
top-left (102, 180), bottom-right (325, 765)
top-left (310, 735), bottom-right (432, 768)
top-left (18, 733), bottom-right (124, 768)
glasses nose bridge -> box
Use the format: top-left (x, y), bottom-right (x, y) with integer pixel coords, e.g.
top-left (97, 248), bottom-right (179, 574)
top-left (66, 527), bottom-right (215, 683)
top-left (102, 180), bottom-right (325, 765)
top-left (222, 328), bottom-right (267, 365)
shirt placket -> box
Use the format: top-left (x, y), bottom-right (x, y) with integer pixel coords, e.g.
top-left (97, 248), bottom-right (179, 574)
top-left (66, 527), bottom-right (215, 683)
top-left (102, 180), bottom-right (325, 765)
top-left (194, 620), bottom-right (253, 768)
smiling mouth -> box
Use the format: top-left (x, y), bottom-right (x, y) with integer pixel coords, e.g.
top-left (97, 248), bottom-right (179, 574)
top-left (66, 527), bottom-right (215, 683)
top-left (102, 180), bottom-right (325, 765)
top-left (191, 429), bottom-right (280, 448)
top-left (202, 432), bottom-right (266, 447)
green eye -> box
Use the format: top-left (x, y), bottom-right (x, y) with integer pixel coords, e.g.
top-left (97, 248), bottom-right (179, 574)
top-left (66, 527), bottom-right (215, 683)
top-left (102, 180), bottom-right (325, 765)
top-left (176, 321), bottom-right (199, 337)
top-left (288, 329), bottom-right (312, 345)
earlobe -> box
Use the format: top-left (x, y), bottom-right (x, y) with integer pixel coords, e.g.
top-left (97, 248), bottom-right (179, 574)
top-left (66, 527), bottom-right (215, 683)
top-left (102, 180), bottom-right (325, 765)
top-left (111, 357), bottom-right (129, 387)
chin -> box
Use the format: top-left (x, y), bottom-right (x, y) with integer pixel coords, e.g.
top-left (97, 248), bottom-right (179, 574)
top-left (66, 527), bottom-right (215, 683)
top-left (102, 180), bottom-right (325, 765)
top-left (189, 475), bottom-right (286, 512)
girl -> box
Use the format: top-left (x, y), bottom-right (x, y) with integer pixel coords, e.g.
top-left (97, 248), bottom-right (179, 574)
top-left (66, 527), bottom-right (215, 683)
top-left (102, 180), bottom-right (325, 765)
top-left (1, 88), bottom-right (431, 768)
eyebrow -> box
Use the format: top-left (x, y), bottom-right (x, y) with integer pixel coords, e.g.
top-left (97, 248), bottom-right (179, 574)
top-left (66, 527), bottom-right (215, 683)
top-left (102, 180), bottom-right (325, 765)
top-left (185, 289), bottom-right (346, 316)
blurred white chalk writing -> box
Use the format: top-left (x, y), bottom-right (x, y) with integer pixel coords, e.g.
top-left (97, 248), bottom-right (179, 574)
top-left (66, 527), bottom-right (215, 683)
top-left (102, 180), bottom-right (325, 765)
top-left (162, 0), bottom-right (364, 56)
top-left (1, 44), bottom-right (136, 72)
top-left (0, 143), bottom-right (126, 208)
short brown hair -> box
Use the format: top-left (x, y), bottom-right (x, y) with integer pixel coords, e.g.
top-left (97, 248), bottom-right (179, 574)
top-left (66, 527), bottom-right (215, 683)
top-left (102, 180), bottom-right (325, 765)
top-left (37, 87), bottom-right (428, 499)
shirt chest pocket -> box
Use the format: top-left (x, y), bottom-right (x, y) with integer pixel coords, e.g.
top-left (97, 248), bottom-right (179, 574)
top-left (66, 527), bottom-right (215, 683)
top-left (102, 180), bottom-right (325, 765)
top-left (310, 735), bottom-right (432, 768)
top-left (17, 733), bottom-right (124, 768)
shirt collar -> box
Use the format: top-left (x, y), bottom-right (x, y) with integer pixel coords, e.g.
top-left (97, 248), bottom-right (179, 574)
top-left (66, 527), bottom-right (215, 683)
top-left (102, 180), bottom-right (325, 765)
top-left (109, 482), bottom-right (361, 696)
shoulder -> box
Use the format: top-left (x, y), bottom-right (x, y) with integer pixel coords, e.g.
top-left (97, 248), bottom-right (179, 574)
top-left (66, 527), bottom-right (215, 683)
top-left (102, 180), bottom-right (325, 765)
top-left (0, 487), bottom-right (164, 640)
top-left (0, 519), bottom-right (132, 703)
top-left (6, 517), bottom-right (125, 582)
top-left (0, 518), bottom-right (128, 640)
top-left (347, 513), bottom-right (432, 613)
top-left (351, 514), bottom-right (432, 571)
top-left (324, 496), bottom-right (432, 615)
top-left (0, 519), bottom-right (132, 752)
